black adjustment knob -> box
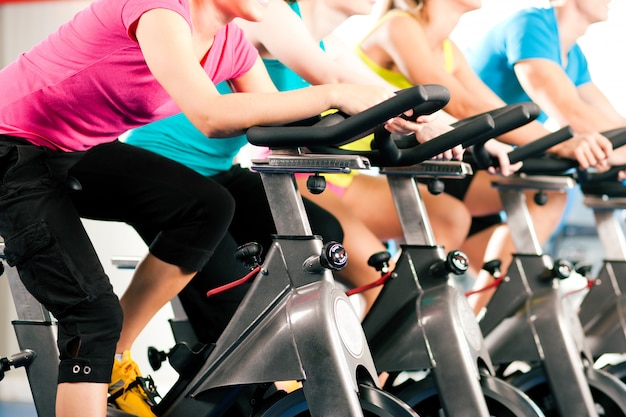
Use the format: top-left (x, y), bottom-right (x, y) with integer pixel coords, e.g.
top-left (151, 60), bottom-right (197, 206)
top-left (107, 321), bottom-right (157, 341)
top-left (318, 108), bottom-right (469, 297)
top-left (574, 261), bottom-right (593, 277)
top-left (0, 357), bottom-right (9, 381)
top-left (367, 251), bottom-right (391, 272)
top-left (306, 174), bottom-right (326, 195)
top-left (427, 178), bottom-right (445, 195)
top-left (553, 258), bottom-right (573, 279)
top-left (0, 350), bottom-right (36, 381)
top-left (147, 346), bottom-right (167, 371)
top-left (320, 241), bottom-right (348, 271)
top-left (430, 250), bottom-right (469, 277)
top-left (446, 250), bottom-right (470, 275)
top-left (234, 242), bottom-right (263, 270)
top-left (534, 190), bottom-right (548, 206)
top-left (539, 258), bottom-right (573, 281)
top-left (481, 259), bottom-right (502, 277)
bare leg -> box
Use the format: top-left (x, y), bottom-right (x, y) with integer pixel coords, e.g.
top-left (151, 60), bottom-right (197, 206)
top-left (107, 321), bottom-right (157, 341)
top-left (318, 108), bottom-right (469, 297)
top-left (57, 382), bottom-right (107, 417)
top-left (341, 175), bottom-right (471, 250)
top-left (116, 253), bottom-right (196, 352)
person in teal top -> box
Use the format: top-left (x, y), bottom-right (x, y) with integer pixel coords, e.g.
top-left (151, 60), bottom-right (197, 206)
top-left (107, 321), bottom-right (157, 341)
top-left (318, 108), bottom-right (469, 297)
top-left (466, 6), bottom-right (591, 123)
top-left (127, 0), bottom-right (464, 324)
top-left (125, 83), bottom-right (247, 177)
top-left (126, 3), bottom-right (321, 176)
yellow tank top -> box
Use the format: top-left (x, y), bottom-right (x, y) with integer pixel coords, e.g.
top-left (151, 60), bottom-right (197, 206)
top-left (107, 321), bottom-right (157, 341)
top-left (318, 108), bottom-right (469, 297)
top-left (324, 12), bottom-right (456, 188)
top-left (355, 10), bottom-right (455, 90)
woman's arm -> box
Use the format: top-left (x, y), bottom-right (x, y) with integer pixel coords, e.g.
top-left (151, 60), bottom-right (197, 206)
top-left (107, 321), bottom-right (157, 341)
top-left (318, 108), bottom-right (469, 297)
top-left (235, 0), bottom-right (391, 88)
top-left (136, 9), bottom-right (394, 137)
top-left (363, 15), bottom-right (611, 166)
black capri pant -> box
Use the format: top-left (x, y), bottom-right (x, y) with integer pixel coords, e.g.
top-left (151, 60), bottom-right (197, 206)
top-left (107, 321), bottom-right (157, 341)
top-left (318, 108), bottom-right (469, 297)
top-left (0, 137), bottom-right (234, 383)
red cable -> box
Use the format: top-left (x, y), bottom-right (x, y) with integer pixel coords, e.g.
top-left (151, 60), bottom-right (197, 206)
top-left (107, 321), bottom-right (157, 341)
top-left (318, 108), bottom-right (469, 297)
top-left (206, 266), bottom-right (262, 297)
top-left (346, 271), bottom-right (394, 296)
top-left (465, 276), bottom-right (504, 297)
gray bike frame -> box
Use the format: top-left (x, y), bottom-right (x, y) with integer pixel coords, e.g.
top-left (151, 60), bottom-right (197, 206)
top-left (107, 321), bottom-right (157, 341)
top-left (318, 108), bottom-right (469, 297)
top-left (480, 175), bottom-right (626, 417)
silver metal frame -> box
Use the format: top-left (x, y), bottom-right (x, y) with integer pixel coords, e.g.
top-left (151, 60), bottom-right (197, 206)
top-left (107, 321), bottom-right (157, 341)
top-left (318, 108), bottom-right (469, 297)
top-left (578, 192), bottom-right (626, 358)
top-left (361, 161), bottom-right (542, 416)
top-left (480, 174), bottom-right (626, 417)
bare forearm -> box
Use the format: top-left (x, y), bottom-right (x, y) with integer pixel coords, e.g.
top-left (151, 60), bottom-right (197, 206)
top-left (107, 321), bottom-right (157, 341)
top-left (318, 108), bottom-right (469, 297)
top-left (188, 86), bottom-right (335, 137)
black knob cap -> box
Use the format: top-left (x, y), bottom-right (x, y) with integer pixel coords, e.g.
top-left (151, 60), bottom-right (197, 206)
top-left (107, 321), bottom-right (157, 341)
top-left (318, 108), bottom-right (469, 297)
top-left (147, 346), bottom-right (167, 371)
top-left (428, 178), bottom-right (445, 195)
top-left (534, 190), bottom-right (548, 206)
top-left (367, 251), bottom-right (392, 272)
top-left (307, 174), bottom-right (326, 195)
top-left (234, 242), bottom-right (263, 270)
top-left (481, 259), bottom-right (502, 277)
top-left (320, 241), bottom-right (348, 271)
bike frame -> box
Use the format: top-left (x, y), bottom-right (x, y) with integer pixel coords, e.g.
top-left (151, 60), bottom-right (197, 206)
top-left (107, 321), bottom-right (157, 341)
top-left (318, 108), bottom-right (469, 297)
top-left (480, 174), bottom-right (626, 417)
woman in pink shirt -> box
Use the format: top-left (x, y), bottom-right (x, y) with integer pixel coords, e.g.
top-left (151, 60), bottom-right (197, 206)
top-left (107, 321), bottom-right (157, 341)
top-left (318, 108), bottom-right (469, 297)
top-left (0, 0), bottom-right (407, 416)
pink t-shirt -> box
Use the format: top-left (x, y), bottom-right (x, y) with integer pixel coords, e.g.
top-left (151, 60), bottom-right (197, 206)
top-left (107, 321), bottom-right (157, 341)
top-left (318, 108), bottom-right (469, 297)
top-left (0, 0), bottom-right (257, 151)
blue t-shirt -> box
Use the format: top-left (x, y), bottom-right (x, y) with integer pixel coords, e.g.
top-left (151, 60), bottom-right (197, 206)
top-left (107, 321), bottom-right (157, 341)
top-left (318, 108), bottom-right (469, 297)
top-left (466, 7), bottom-right (591, 123)
top-left (125, 1), bottom-right (316, 176)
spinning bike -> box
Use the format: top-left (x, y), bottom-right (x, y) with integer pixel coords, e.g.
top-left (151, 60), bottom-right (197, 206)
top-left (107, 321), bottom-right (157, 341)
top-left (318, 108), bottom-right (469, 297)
top-left (477, 131), bottom-right (626, 417)
top-left (575, 158), bottom-right (626, 383)
top-left (1, 85), bottom-right (445, 417)
top-left (301, 102), bottom-right (550, 416)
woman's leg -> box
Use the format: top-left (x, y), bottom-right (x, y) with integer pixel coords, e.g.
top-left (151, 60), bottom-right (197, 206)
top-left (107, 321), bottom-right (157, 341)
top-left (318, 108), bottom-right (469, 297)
top-left (70, 141), bottom-right (235, 354)
top-left (0, 139), bottom-right (124, 417)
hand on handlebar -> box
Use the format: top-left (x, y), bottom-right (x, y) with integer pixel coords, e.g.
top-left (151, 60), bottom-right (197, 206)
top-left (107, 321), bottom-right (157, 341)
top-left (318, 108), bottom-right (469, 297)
top-left (550, 132), bottom-right (612, 171)
top-left (607, 144), bottom-right (626, 167)
top-left (330, 84), bottom-right (397, 116)
top-left (385, 110), bottom-right (463, 160)
top-left (483, 139), bottom-right (523, 176)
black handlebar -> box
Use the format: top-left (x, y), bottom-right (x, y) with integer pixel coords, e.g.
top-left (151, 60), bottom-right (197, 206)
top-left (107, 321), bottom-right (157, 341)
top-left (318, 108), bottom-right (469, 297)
top-left (246, 84), bottom-right (450, 148)
top-left (375, 102), bottom-right (539, 167)
top-left (504, 126), bottom-right (626, 176)
top-left (306, 102), bottom-right (543, 167)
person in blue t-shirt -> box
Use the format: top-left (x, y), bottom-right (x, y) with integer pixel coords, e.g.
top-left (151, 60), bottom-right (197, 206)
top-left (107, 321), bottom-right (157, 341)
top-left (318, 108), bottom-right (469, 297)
top-left (465, 0), bottom-right (626, 313)
top-left (467, 0), bottom-right (626, 135)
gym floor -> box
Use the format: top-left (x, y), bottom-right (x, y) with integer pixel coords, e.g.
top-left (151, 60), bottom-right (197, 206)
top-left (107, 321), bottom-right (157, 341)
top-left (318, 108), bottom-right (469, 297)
top-left (0, 402), bottom-right (37, 417)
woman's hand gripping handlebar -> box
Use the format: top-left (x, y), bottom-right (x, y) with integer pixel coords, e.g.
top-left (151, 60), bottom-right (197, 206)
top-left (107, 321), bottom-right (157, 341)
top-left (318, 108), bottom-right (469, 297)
top-left (320, 102), bottom-right (540, 168)
top-left (377, 102), bottom-right (542, 167)
top-left (246, 84), bottom-right (450, 149)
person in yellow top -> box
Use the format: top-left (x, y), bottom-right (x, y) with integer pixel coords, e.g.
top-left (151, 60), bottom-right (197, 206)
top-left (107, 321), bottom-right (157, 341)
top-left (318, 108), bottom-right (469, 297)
top-left (356, 0), bottom-right (614, 314)
top-left (235, 0), bottom-right (521, 313)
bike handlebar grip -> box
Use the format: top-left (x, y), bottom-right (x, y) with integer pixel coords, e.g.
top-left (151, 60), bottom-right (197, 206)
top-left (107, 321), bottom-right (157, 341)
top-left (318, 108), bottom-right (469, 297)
top-left (246, 84), bottom-right (450, 148)
top-left (602, 127), bottom-right (626, 149)
top-left (466, 103), bottom-right (544, 169)
top-left (378, 114), bottom-right (495, 166)
top-left (507, 126), bottom-right (574, 164)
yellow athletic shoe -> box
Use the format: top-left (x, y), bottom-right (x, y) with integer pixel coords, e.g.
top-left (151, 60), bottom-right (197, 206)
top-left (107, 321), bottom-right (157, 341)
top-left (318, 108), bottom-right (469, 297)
top-left (108, 350), bottom-right (159, 417)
